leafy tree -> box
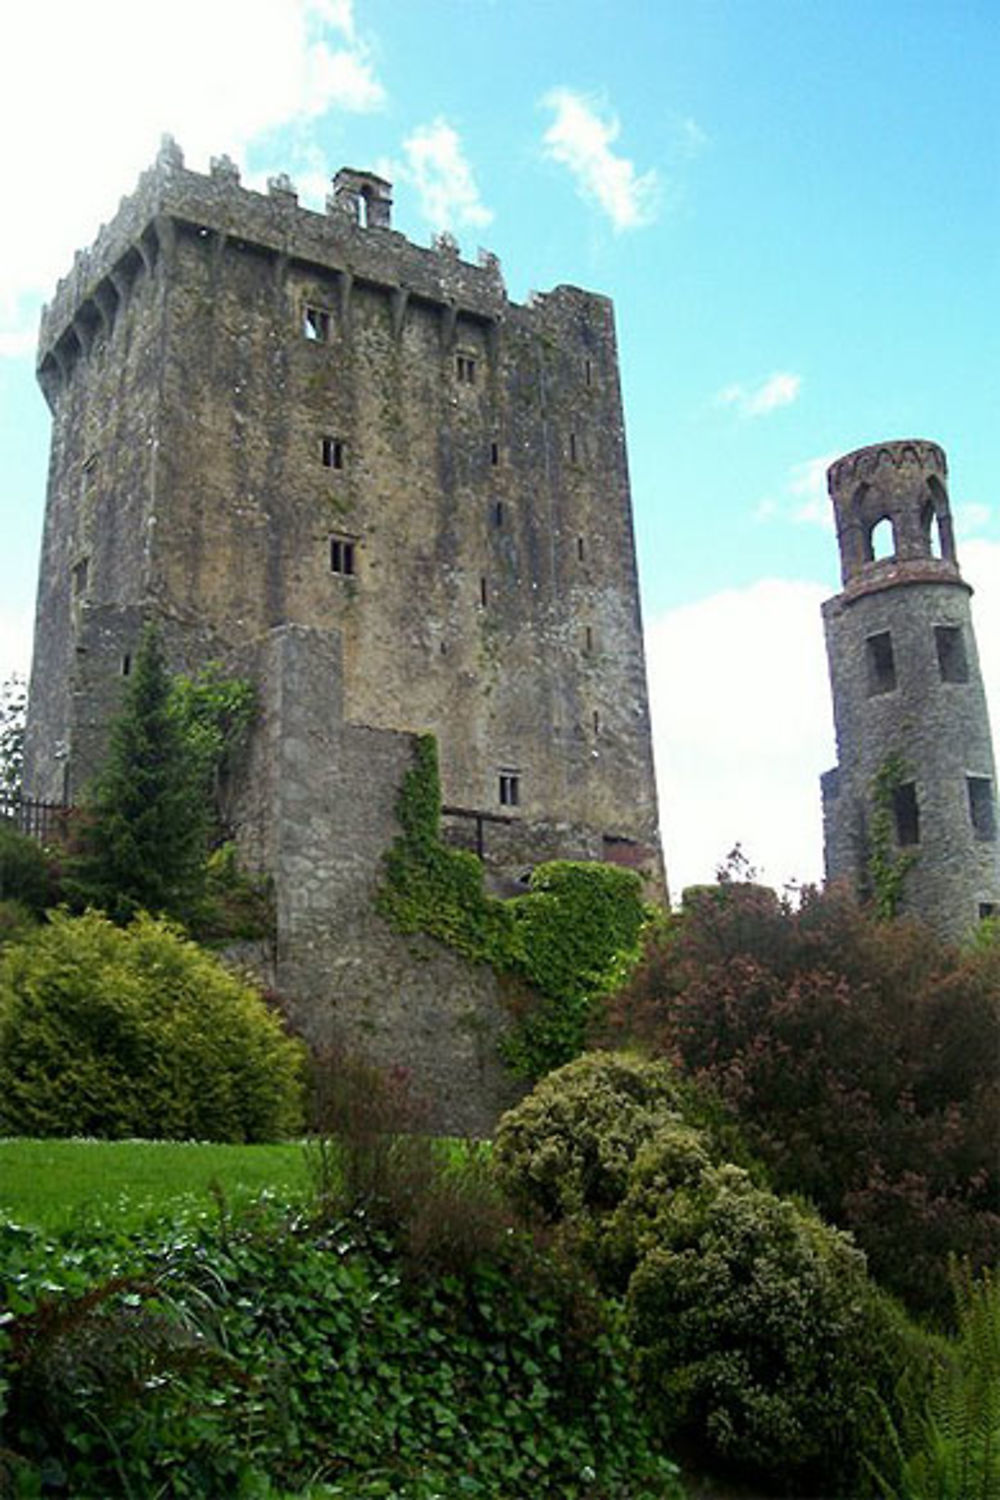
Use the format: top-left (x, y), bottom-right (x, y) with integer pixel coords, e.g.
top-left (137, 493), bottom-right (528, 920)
top-left (68, 625), bottom-right (207, 924)
top-left (606, 882), bottom-right (1000, 1321)
top-left (169, 662), bottom-right (255, 842)
top-left (0, 674), bottom-right (26, 802)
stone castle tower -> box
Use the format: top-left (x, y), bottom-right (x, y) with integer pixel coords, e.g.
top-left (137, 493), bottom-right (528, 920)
top-left (821, 438), bottom-right (999, 939)
top-left (24, 139), bottom-right (664, 1130)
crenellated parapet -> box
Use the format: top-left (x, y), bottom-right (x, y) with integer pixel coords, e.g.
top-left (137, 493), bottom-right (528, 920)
top-left (37, 135), bottom-right (520, 405)
top-left (826, 438), bottom-right (959, 591)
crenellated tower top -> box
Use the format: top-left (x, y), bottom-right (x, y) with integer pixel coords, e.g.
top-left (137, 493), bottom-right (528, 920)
top-left (827, 438), bottom-right (960, 592)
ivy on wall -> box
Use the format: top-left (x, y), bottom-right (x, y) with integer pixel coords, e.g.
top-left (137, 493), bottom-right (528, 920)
top-left (868, 751), bottom-right (918, 920)
top-left (377, 735), bottom-right (648, 1080)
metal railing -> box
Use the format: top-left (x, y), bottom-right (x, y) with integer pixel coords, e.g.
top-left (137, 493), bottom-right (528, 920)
top-left (0, 794), bottom-right (75, 846)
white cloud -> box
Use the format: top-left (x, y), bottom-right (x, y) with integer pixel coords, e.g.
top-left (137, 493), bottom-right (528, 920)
top-left (400, 119), bottom-right (493, 232)
top-left (755, 452), bottom-right (838, 528)
top-left (0, 0), bottom-right (384, 351)
top-left (717, 371), bottom-right (803, 418)
top-left (955, 501), bottom-right (991, 535)
top-left (541, 88), bottom-right (658, 231)
top-left (646, 578), bottom-right (835, 900)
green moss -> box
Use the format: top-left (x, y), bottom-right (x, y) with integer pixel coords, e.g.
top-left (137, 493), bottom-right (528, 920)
top-left (869, 751), bottom-right (918, 920)
top-left (377, 736), bottom-right (648, 1079)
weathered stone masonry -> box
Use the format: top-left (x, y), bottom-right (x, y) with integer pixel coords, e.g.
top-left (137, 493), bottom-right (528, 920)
top-left (821, 439), bottom-right (1000, 941)
top-left (25, 139), bottom-right (665, 1130)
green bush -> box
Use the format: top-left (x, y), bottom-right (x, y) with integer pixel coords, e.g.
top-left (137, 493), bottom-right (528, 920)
top-left (625, 1164), bottom-right (926, 1494)
top-left (493, 1051), bottom-right (686, 1225)
top-left (0, 824), bottom-right (55, 914)
top-left (0, 909), bottom-right (305, 1140)
top-left (0, 898), bottom-right (38, 951)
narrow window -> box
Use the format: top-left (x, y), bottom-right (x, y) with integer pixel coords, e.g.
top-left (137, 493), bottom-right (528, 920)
top-left (499, 771), bottom-right (520, 807)
top-left (71, 557), bottom-right (90, 597)
top-left (979, 903), bottom-right (997, 921)
top-left (122, 653), bottom-right (131, 677)
top-left (893, 783), bottom-right (920, 846)
top-left (303, 305), bottom-right (330, 342)
top-left (480, 576), bottom-right (488, 607)
top-left (968, 777), bottom-right (997, 841)
top-left (869, 516), bottom-right (896, 562)
top-left (321, 436), bottom-right (344, 470)
top-left (593, 710), bottom-right (600, 734)
top-left (866, 632), bottom-right (896, 695)
top-left (585, 358), bottom-right (592, 386)
top-left (585, 626), bottom-right (593, 653)
top-left (490, 441), bottom-right (499, 466)
top-left (577, 536), bottom-right (585, 561)
top-left (494, 501), bottom-right (504, 528)
top-left (569, 431), bottom-right (578, 462)
top-left (330, 536), bottom-right (356, 576)
top-left (456, 354), bottom-right (476, 384)
top-left (935, 625), bottom-right (969, 683)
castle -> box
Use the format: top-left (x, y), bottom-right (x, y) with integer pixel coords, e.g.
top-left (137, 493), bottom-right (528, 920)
top-left (822, 439), bottom-right (1000, 938)
top-left (24, 139), bottom-right (664, 1132)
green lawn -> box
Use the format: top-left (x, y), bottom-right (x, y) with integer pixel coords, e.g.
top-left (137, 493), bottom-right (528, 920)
top-left (0, 1137), bottom-right (311, 1232)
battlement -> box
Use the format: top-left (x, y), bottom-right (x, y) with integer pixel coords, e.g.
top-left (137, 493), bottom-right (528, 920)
top-left (41, 137), bottom-right (611, 399)
top-left (826, 438), bottom-right (958, 588)
top-left (827, 439), bottom-right (947, 497)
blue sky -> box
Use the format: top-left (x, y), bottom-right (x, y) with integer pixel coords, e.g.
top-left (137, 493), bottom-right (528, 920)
top-left (1, 0), bottom-right (998, 896)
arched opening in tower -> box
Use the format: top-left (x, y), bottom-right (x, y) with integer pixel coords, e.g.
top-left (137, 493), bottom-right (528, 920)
top-left (866, 515), bottom-right (896, 563)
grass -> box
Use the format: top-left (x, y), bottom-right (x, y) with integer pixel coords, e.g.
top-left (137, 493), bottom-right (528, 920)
top-left (0, 1137), bottom-right (311, 1232)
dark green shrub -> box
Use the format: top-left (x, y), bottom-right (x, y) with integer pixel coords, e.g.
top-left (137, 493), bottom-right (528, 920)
top-left (493, 1050), bottom-right (686, 1224)
top-left (625, 1163), bottom-right (925, 1494)
top-left (0, 909), bottom-right (305, 1140)
top-left (0, 824), bottom-right (55, 914)
top-left (0, 898), bottom-right (38, 951)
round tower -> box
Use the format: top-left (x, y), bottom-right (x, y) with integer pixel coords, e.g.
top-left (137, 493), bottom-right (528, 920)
top-left (821, 439), bottom-right (1000, 938)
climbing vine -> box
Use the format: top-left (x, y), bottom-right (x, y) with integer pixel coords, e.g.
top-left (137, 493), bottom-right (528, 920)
top-left (868, 751), bottom-right (918, 920)
top-left (377, 735), bottom-right (648, 1079)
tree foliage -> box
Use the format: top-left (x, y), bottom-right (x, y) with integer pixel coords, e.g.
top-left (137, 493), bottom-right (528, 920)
top-left (0, 674), bottom-right (26, 801)
top-left (494, 1050), bottom-right (929, 1495)
top-left (606, 881), bottom-right (1000, 1321)
top-left (0, 909), bottom-right (305, 1141)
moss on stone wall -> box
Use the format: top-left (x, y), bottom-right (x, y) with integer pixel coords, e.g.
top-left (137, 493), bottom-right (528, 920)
top-left (377, 735), bottom-right (647, 1079)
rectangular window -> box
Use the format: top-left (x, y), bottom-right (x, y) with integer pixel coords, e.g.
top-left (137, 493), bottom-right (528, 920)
top-left (585, 626), bottom-right (594, 653)
top-left (866, 631), bottom-right (896, 695)
top-left (893, 782), bottom-right (920, 846)
top-left (569, 431), bottom-right (578, 461)
top-left (968, 777), bottom-right (997, 840)
top-left (480, 576), bottom-right (488, 607)
top-left (330, 536), bottom-right (356, 576)
top-left (456, 353), bottom-right (476, 384)
top-left (577, 536), bottom-right (586, 561)
top-left (499, 771), bottom-right (520, 807)
top-left (494, 501), bottom-right (504, 528)
top-left (303, 305), bottom-right (330, 342)
top-left (585, 358), bottom-right (592, 386)
top-left (935, 625), bottom-right (969, 683)
top-left (979, 903), bottom-right (997, 921)
top-left (490, 441), bottom-right (499, 466)
top-left (321, 436), bottom-right (344, 469)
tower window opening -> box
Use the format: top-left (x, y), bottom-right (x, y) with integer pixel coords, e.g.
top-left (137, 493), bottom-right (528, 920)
top-left (968, 777), bottom-right (997, 841)
top-left (577, 536), bottom-right (585, 561)
top-left (979, 903), bottom-right (997, 921)
top-left (585, 626), bottom-right (594, 653)
top-left (585, 358), bottom-right (592, 386)
top-left (866, 631), bottom-right (897, 695)
top-left (892, 782), bottom-right (920, 846)
top-left (921, 500), bottom-right (943, 559)
top-left (303, 305), bottom-right (330, 342)
top-left (494, 501), bottom-right (504, 528)
top-left (122, 653), bottom-right (131, 677)
top-left (867, 516), bottom-right (896, 562)
top-left (480, 576), bottom-right (488, 607)
top-left (71, 557), bottom-right (90, 597)
top-left (329, 535), bottom-right (356, 576)
top-left (499, 770), bottom-right (520, 807)
top-left (569, 431), bottom-right (578, 461)
top-left (593, 710), bottom-right (600, 734)
top-left (490, 441), bottom-right (499, 466)
top-left (935, 625), bottom-right (969, 683)
top-left (456, 353), bottom-right (476, 384)
top-left (321, 436), bottom-right (344, 469)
